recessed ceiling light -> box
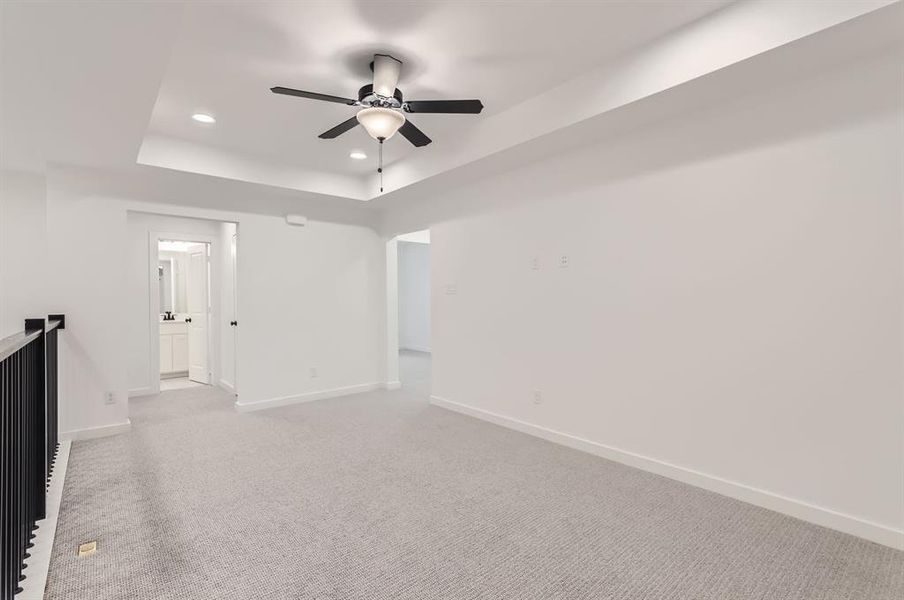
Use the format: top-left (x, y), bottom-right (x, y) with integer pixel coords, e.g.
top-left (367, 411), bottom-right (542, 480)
top-left (349, 151), bottom-right (367, 160)
top-left (192, 113), bottom-right (216, 124)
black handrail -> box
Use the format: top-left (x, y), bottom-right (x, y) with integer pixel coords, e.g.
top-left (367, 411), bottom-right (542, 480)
top-left (0, 331), bottom-right (41, 364)
top-left (1, 315), bottom-right (64, 600)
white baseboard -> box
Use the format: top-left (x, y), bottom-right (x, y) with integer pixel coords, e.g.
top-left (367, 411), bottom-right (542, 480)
top-left (400, 345), bottom-right (431, 354)
top-left (430, 395), bottom-right (903, 550)
top-left (235, 382), bottom-right (383, 413)
top-left (160, 371), bottom-right (188, 380)
top-left (19, 441), bottom-right (71, 600)
top-left (218, 379), bottom-right (236, 394)
top-left (128, 386), bottom-right (154, 398)
top-left (384, 380), bottom-right (402, 390)
top-left (60, 419), bottom-right (132, 441)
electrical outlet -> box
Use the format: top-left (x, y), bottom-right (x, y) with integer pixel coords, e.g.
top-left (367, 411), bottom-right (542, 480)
top-left (532, 390), bottom-right (542, 405)
top-left (559, 255), bottom-right (569, 268)
top-left (445, 284), bottom-right (458, 296)
top-left (104, 392), bottom-right (115, 405)
top-left (531, 257), bottom-right (540, 271)
top-left (309, 367), bottom-right (318, 378)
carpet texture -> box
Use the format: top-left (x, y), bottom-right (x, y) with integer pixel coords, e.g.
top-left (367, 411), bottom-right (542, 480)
top-left (44, 353), bottom-right (903, 599)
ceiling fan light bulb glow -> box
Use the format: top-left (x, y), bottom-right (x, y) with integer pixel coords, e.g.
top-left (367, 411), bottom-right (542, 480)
top-left (356, 107), bottom-right (405, 141)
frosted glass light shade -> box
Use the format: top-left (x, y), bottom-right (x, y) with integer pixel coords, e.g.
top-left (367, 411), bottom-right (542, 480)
top-left (356, 107), bottom-right (405, 141)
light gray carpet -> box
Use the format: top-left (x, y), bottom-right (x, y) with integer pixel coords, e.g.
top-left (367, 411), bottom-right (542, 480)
top-left (45, 353), bottom-right (903, 599)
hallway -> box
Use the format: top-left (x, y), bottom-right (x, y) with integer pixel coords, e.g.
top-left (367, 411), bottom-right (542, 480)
top-left (399, 349), bottom-right (431, 397)
top-left (45, 381), bottom-right (902, 599)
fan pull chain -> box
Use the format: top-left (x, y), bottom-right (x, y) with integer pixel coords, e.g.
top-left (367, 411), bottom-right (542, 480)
top-left (378, 138), bottom-right (384, 193)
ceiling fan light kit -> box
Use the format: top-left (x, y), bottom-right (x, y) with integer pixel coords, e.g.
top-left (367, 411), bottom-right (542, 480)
top-left (356, 107), bottom-right (406, 141)
top-left (271, 52), bottom-right (484, 193)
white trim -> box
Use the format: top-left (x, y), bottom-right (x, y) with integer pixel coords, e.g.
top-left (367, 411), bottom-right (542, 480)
top-left (218, 379), bottom-right (236, 394)
top-left (399, 345), bottom-right (431, 354)
top-left (128, 386), bottom-right (154, 398)
top-left (384, 380), bottom-right (402, 390)
top-left (429, 395), bottom-right (904, 550)
top-left (235, 382), bottom-right (383, 413)
top-left (160, 371), bottom-right (188, 380)
top-left (19, 441), bottom-right (71, 600)
top-left (60, 420), bottom-right (131, 441)
top-left (385, 238), bottom-right (400, 386)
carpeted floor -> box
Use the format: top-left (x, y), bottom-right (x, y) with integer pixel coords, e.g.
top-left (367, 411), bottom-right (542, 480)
top-left (45, 352), bottom-right (903, 599)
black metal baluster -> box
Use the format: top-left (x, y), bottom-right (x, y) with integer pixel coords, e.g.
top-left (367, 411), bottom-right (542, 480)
top-left (24, 320), bottom-right (45, 530)
top-left (46, 316), bottom-right (62, 483)
top-left (2, 355), bottom-right (9, 599)
top-left (14, 349), bottom-right (24, 595)
top-left (0, 315), bottom-right (63, 600)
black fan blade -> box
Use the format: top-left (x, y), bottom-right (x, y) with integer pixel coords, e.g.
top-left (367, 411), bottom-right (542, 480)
top-left (398, 120), bottom-right (432, 147)
top-left (271, 86), bottom-right (357, 106)
top-left (404, 99), bottom-right (483, 114)
top-left (318, 116), bottom-right (360, 139)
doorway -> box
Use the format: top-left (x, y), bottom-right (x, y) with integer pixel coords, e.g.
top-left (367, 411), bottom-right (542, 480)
top-left (139, 219), bottom-right (238, 401)
top-left (395, 230), bottom-right (431, 396)
top-left (157, 239), bottom-right (211, 390)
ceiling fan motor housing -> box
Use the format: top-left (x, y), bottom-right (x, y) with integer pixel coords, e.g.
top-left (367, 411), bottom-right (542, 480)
top-left (358, 84), bottom-right (404, 109)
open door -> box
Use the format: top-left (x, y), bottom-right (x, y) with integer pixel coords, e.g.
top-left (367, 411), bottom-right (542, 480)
top-left (187, 245), bottom-right (210, 384)
top-left (230, 231), bottom-right (238, 393)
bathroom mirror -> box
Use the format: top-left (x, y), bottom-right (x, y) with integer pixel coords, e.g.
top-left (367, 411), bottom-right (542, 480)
top-left (158, 259), bottom-right (174, 314)
top-left (158, 256), bottom-right (189, 316)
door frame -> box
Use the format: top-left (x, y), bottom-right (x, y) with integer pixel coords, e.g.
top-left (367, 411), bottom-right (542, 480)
top-left (385, 229), bottom-right (432, 389)
top-left (148, 231), bottom-right (217, 395)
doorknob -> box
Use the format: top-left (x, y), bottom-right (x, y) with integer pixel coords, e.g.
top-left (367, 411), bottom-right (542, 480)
top-left (230, 320), bottom-right (238, 326)
top-left (185, 317), bottom-right (192, 323)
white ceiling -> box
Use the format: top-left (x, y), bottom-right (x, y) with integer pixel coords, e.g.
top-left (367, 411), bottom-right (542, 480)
top-left (397, 230), bottom-right (430, 244)
top-left (1, 0), bottom-right (899, 208)
top-left (138, 1), bottom-right (730, 198)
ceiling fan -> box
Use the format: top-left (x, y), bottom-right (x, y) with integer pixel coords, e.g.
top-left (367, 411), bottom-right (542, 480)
top-left (271, 54), bottom-right (483, 192)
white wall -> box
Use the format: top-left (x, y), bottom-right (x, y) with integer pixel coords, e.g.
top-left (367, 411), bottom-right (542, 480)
top-left (387, 52), bottom-right (904, 547)
top-left (236, 212), bottom-right (385, 406)
top-left (398, 240), bottom-right (431, 353)
top-left (0, 170), bottom-right (48, 337)
top-left (45, 179), bottom-right (131, 434)
top-left (35, 170), bottom-right (387, 434)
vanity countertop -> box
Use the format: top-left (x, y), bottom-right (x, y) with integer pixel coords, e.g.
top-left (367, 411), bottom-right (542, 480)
top-left (160, 317), bottom-right (188, 328)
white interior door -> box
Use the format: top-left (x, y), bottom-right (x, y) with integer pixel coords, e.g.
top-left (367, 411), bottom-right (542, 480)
top-left (220, 231), bottom-right (238, 393)
top-left (230, 232), bottom-right (238, 393)
top-left (187, 246), bottom-right (210, 383)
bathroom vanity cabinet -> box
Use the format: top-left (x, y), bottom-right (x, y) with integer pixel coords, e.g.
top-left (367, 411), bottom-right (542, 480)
top-left (160, 320), bottom-right (189, 376)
